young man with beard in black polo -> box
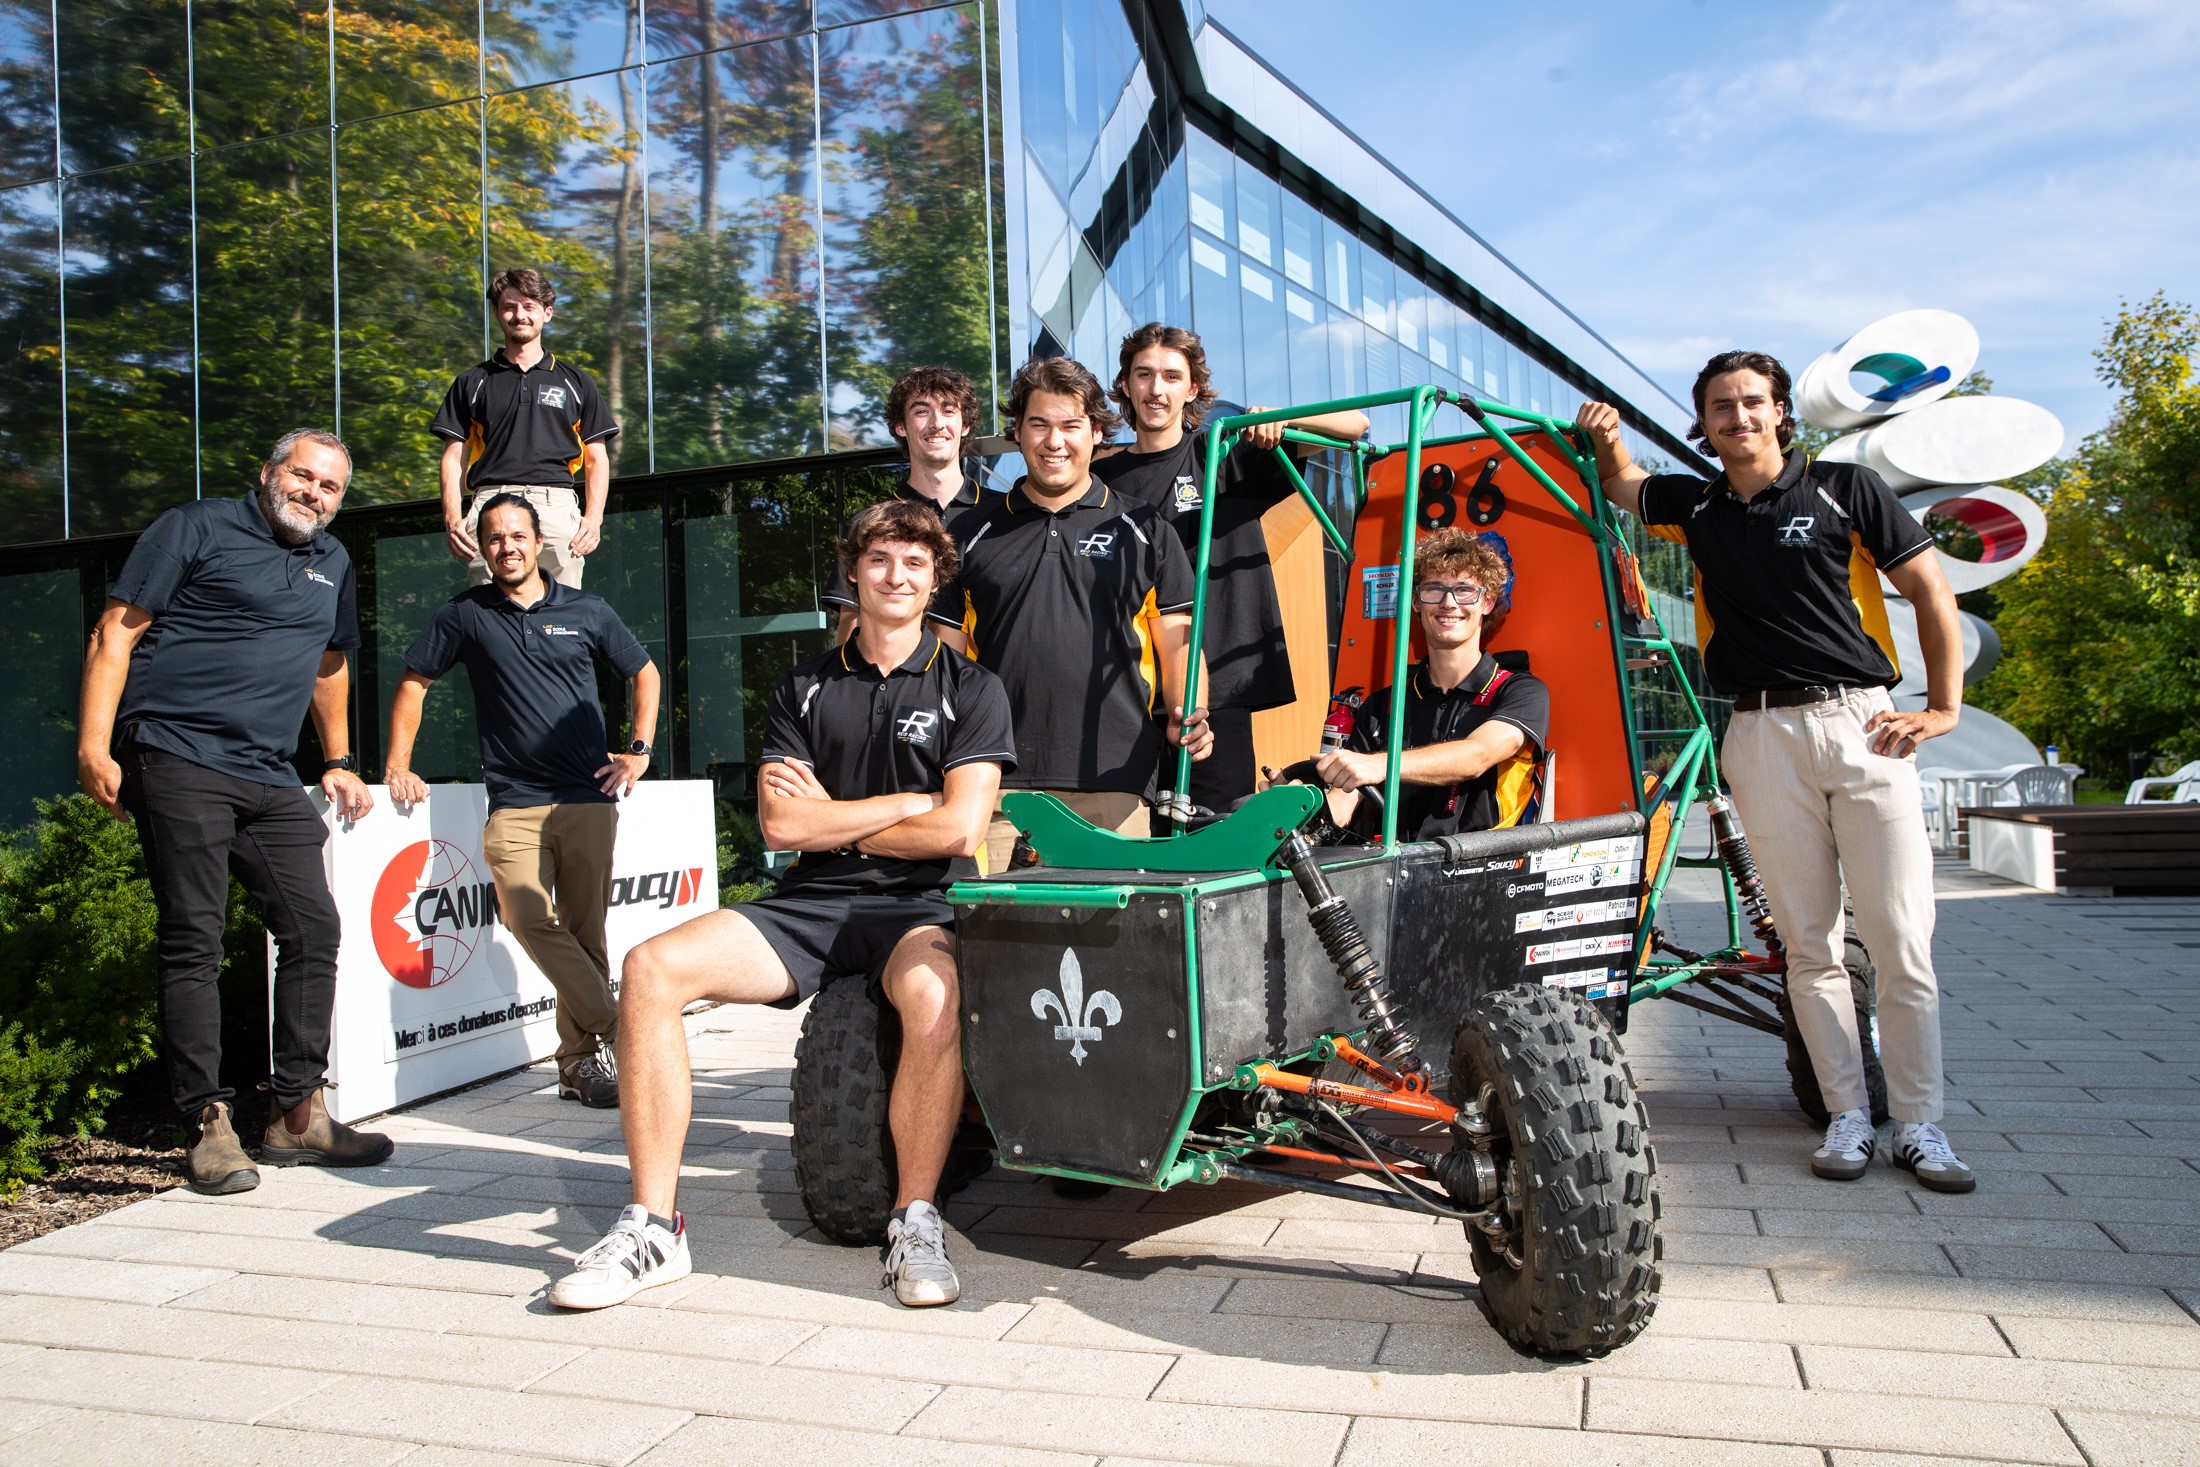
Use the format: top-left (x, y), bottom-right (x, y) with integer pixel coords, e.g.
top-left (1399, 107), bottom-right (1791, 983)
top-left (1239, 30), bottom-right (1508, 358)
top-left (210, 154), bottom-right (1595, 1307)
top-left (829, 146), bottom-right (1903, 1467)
top-left (77, 429), bottom-right (394, 1194)
top-left (1580, 353), bottom-right (1973, 1193)
top-left (1093, 322), bottom-right (1368, 815)
top-left (821, 364), bottom-right (987, 645)
top-left (385, 492), bottom-right (661, 1110)
top-left (550, 499), bottom-right (1014, 1311)
top-left (931, 354), bottom-right (1214, 874)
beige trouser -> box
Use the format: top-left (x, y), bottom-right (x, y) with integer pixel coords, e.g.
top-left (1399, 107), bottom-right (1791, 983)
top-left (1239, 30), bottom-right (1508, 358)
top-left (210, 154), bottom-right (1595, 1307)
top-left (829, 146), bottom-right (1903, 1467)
top-left (985, 790), bottom-right (1147, 876)
top-left (483, 802), bottom-right (619, 1068)
top-left (1722, 685), bottom-right (1944, 1123)
top-left (466, 484), bottom-right (586, 588)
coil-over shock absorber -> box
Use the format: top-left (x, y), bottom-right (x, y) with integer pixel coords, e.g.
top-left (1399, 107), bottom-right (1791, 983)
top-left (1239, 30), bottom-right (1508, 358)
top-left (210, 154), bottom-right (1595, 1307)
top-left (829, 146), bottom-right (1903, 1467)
top-left (1707, 792), bottom-right (1781, 951)
top-left (1276, 830), bottom-right (1422, 1073)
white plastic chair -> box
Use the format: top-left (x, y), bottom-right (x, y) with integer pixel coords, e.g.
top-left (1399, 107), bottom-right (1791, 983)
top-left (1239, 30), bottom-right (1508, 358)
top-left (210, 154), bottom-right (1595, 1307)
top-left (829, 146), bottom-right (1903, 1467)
top-left (2127, 760), bottom-right (2200, 805)
top-left (1975, 764), bottom-right (2082, 807)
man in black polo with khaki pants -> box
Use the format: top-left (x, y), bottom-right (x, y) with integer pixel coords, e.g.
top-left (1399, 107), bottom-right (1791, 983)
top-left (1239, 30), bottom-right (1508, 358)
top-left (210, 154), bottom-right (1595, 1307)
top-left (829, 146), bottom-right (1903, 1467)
top-left (1582, 352), bottom-right (1975, 1193)
top-left (434, 267), bottom-right (618, 588)
top-left (386, 493), bottom-right (660, 1108)
top-left (76, 428), bottom-right (395, 1194)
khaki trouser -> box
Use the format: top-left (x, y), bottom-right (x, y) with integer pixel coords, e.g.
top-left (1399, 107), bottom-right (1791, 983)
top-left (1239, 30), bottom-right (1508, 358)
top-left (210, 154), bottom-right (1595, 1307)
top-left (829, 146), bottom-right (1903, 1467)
top-left (483, 802), bottom-right (619, 1068)
top-left (985, 790), bottom-right (1146, 876)
top-left (1722, 685), bottom-right (1944, 1123)
top-left (467, 484), bottom-right (586, 588)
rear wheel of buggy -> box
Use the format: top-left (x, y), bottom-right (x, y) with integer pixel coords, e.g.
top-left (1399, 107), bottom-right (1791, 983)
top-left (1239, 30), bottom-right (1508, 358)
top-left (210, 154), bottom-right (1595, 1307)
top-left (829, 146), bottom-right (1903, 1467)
top-left (1779, 933), bottom-right (1889, 1127)
top-left (790, 978), bottom-right (900, 1246)
top-left (1449, 983), bottom-right (1661, 1359)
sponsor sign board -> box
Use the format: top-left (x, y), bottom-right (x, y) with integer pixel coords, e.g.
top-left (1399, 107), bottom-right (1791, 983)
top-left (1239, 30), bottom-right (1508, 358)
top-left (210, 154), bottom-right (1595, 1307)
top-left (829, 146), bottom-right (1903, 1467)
top-left (291, 782), bottom-right (717, 1121)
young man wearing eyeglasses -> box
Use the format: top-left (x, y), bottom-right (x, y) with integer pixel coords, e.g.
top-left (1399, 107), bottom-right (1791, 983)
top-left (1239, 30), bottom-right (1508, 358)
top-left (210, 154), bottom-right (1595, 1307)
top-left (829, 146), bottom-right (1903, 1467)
top-left (1312, 529), bottom-right (1547, 838)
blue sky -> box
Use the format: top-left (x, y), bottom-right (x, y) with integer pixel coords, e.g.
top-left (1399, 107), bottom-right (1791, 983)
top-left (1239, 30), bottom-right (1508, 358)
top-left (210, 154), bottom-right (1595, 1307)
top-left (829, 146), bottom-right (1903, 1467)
top-left (1203, 0), bottom-right (2200, 443)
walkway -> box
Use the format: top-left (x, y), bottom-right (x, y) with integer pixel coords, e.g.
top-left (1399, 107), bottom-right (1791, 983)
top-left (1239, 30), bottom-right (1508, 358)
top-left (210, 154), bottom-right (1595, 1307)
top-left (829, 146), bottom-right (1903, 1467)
top-left (2, 864), bottom-right (2197, 1465)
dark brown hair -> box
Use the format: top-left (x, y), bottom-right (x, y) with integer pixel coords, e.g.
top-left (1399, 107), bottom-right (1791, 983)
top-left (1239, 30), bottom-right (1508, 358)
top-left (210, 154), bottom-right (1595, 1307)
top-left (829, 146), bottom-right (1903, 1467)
top-left (1005, 355), bottom-right (1122, 438)
top-left (886, 365), bottom-right (980, 444)
top-left (1689, 350), bottom-right (1795, 449)
top-left (487, 267), bottom-right (555, 310)
top-left (1111, 322), bottom-right (1218, 433)
top-left (1413, 528), bottom-right (1508, 599)
top-left (839, 498), bottom-right (960, 585)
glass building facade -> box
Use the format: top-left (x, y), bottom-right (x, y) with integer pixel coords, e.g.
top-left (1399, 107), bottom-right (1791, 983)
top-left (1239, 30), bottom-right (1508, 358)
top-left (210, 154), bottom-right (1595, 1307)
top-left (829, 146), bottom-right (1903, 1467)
top-left (0, 0), bottom-right (1706, 835)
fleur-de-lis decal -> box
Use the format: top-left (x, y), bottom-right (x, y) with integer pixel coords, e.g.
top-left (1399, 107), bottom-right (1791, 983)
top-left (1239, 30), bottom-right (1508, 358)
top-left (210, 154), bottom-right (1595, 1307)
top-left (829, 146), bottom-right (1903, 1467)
top-left (1030, 948), bottom-right (1122, 1064)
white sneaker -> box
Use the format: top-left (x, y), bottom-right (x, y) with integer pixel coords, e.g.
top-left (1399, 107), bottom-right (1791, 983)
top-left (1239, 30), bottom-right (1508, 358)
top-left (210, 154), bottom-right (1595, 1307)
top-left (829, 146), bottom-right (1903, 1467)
top-left (882, 1199), bottom-right (960, 1307)
top-left (548, 1204), bottom-right (691, 1310)
top-left (1893, 1122), bottom-right (1977, 1194)
top-left (1811, 1108), bottom-right (1877, 1181)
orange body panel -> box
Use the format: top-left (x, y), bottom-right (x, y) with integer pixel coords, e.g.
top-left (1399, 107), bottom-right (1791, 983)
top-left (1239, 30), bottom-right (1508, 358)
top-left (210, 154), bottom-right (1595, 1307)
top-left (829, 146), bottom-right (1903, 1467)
top-left (1334, 433), bottom-right (1637, 824)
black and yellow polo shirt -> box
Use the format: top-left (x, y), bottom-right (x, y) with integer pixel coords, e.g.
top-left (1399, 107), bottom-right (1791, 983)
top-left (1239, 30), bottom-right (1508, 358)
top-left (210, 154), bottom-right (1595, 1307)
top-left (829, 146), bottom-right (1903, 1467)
top-left (760, 633), bottom-right (1016, 898)
top-left (1639, 449), bottom-right (1932, 694)
top-left (1348, 655), bottom-right (1550, 839)
top-left (929, 479), bottom-right (1194, 794)
top-left (430, 350), bottom-right (618, 491)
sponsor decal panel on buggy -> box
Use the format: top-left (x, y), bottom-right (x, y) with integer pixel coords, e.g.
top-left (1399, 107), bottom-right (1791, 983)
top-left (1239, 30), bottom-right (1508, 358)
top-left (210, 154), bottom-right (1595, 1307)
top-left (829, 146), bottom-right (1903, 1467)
top-left (1541, 861), bottom-right (1629, 896)
top-left (1440, 856), bottom-right (1527, 880)
top-left (1524, 931), bottom-right (1635, 966)
top-left (1539, 965), bottom-right (1630, 1001)
top-left (387, 992), bottom-right (558, 1060)
top-left (1529, 835), bottom-right (1640, 873)
top-left (1516, 896), bottom-right (1636, 934)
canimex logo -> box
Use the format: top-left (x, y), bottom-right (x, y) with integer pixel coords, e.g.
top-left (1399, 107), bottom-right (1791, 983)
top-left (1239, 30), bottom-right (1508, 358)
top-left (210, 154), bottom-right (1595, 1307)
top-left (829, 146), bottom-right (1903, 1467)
top-left (372, 840), bottom-right (500, 989)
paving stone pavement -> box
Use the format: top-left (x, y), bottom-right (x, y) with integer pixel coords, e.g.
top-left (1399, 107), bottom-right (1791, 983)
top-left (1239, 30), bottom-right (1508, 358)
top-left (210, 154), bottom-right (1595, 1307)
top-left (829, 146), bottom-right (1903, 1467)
top-left (4, 861), bottom-right (2199, 1466)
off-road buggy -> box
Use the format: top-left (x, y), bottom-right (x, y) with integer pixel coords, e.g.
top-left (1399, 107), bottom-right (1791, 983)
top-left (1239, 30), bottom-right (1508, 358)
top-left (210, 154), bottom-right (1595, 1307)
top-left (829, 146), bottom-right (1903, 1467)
top-left (788, 385), bottom-right (1878, 1359)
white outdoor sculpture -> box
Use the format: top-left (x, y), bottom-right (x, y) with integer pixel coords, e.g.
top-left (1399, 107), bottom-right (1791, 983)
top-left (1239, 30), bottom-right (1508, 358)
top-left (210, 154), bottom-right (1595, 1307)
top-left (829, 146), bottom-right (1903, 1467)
top-left (1795, 309), bottom-right (2062, 765)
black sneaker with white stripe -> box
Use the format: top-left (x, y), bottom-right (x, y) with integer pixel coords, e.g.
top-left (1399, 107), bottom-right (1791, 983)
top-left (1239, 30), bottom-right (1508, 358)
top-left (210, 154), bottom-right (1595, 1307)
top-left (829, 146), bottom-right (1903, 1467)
top-left (548, 1204), bottom-right (691, 1310)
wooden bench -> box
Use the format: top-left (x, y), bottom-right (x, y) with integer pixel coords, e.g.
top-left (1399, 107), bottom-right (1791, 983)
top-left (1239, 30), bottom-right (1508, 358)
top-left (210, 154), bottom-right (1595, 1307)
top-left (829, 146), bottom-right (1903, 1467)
top-left (1962, 805), bottom-right (2200, 896)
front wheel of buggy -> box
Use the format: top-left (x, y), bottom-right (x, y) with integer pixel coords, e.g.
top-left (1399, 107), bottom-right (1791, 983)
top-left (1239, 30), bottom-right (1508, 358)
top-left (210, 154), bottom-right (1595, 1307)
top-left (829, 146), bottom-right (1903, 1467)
top-left (1449, 983), bottom-right (1661, 1359)
top-left (790, 979), bottom-right (900, 1246)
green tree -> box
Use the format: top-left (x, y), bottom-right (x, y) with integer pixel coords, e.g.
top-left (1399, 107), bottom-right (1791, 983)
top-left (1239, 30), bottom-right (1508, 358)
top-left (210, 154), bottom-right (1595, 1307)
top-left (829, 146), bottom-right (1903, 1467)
top-left (1970, 294), bottom-right (2200, 775)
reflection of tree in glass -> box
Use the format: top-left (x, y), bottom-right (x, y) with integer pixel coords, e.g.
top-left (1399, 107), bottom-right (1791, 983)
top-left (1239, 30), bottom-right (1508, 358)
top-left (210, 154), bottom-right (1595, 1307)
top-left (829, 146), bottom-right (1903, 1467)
top-left (826, 6), bottom-right (997, 446)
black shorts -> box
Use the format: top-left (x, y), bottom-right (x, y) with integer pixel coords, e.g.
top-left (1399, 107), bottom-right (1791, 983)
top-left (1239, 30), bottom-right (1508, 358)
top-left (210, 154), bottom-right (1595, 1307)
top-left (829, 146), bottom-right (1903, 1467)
top-left (735, 888), bottom-right (955, 1009)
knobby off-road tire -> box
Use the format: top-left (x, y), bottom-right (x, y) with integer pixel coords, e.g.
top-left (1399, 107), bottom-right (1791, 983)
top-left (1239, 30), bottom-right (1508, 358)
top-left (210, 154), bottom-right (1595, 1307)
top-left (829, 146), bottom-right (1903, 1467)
top-left (1449, 983), bottom-right (1661, 1359)
top-left (790, 979), bottom-right (901, 1246)
top-left (1780, 933), bottom-right (1889, 1127)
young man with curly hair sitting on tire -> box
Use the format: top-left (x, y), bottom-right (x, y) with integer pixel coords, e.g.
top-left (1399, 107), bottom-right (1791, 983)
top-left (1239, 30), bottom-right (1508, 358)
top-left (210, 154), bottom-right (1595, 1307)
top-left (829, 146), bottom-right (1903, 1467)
top-left (549, 499), bottom-right (1015, 1311)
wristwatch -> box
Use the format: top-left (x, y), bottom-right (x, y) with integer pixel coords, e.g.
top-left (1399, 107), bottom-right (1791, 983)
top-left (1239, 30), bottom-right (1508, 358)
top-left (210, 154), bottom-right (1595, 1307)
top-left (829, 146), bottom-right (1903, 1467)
top-left (628, 740), bottom-right (652, 757)
top-left (322, 754), bottom-right (356, 773)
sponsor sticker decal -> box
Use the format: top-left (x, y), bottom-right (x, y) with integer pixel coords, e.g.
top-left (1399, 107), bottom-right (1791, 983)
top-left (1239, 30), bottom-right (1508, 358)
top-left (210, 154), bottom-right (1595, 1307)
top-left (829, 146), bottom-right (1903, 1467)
top-left (1529, 836), bottom-right (1640, 873)
top-left (1361, 564), bottom-right (1399, 619)
top-left (1516, 896), bottom-right (1636, 934)
top-left (1543, 862), bottom-right (1628, 895)
top-left (1524, 931), bottom-right (1635, 966)
top-left (1539, 966), bottom-right (1629, 1000)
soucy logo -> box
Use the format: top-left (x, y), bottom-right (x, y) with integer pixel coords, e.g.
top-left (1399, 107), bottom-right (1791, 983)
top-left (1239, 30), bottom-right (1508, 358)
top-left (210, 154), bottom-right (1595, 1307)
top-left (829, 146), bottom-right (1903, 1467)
top-left (610, 867), bottom-right (707, 911)
top-left (1777, 515), bottom-right (1816, 547)
top-left (895, 707), bottom-right (939, 747)
top-left (372, 840), bottom-right (500, 990)
top-left (1076, 530), bottom-right (1116, 559)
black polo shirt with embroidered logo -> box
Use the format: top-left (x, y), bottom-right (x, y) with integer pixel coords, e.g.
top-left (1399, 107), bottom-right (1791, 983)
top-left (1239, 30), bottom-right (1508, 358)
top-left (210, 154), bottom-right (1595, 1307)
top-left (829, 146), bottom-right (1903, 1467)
top-left (1347, 655), bottom-right (1550, 840)
top-left (110, 495), bottom-right (361, 786)
top-left (404, 579), bottom-right (651, 811)
top-left (816, 473), bottom-right (988, 613)
top-left (430, 351), bottom-right (619, 491)
top-left (1639, 449), bottom-right (1932, 695)
top-left (760, 633), bottom-right (1017, 897)
top-left (930, 479), bottom-right (1195, 794)
top-left (1093, 435), bottom-right (1299, 712)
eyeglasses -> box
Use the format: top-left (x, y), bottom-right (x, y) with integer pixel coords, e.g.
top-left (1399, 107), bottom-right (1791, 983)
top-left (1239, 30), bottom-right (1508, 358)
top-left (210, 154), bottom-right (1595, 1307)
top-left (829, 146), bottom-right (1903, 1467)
top-left (1414, 582), bottom-right (1484, 606)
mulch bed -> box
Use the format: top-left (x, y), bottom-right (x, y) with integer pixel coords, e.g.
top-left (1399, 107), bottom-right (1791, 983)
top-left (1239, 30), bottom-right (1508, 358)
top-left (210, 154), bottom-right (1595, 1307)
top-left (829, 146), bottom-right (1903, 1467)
top-left (0, 1102), bottom-right (195, 1251)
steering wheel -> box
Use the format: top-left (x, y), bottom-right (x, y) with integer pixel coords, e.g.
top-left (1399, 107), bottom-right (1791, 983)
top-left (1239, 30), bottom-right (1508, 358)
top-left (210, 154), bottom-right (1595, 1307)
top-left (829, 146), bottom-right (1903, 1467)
top-left (1268, 758), bottom-right (1384, 845)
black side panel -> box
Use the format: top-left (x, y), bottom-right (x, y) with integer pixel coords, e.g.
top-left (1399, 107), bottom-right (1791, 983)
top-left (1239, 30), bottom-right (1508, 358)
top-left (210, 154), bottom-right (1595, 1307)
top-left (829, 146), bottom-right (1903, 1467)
top-left (957, 894), bottom-right (1194, 1185)
top-left (1388, 816), bottom-right (1648, 1090)
top-left (1193, 862), bottom-right (1391, 1086)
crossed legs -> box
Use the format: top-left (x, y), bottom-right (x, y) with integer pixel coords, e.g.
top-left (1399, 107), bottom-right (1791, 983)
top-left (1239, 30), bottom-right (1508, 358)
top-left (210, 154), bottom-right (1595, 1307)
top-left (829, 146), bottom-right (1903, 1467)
top-left (615, 907), bottom-right (962, 1218)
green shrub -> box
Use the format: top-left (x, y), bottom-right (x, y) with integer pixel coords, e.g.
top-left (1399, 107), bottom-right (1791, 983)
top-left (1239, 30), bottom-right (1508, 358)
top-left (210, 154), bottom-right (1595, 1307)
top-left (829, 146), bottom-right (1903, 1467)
top-left (0, 794), bottom-right (264, 1196)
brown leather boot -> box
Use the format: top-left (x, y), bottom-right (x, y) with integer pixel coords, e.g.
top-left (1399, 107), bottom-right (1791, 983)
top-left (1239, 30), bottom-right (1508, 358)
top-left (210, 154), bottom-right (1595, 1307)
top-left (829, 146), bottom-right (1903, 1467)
top-left (184, 1102), bottom-right (259, 1195)
top-left (260, 1089), bottom-right (394, 1169)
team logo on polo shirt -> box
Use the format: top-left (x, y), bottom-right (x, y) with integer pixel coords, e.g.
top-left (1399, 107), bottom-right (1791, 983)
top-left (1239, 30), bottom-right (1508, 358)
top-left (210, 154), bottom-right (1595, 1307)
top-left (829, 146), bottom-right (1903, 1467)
top-left (537, 385), bottom-right (568, 408)
top-left (1171, 476), bottom-right (1202, 513)
top-left (540, 623), bottom-right (582, 636)
top-left (373, 839), bottom-right (499, 989)
top-left (1777, 515), bottom-right (1816, 547)
top-left (895, 707), bottom-right (940, 747)
top-left (303, 567), bottom-right (336, 588)
top-left (1076, 530), bottom-right (1117, 560)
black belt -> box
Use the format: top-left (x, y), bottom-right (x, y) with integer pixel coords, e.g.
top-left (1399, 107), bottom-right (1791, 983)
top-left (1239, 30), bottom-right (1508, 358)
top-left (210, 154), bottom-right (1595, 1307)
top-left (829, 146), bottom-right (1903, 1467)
top-left (1741, 684), bottom-right (1860, 710)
